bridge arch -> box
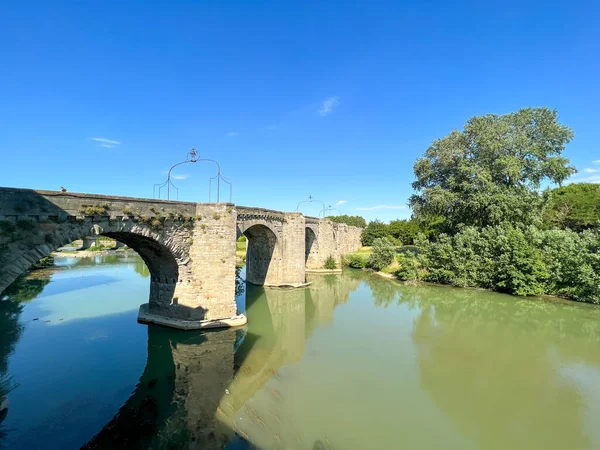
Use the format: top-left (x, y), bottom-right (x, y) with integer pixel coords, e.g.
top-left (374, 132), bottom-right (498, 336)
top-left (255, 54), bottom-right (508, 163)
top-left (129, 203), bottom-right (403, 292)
top-left (305, 225), bottom-right (317, 264)
top-left (242, 223), bottom-right (280, 285)
top-left (0, 220), bottom-right (189, 315)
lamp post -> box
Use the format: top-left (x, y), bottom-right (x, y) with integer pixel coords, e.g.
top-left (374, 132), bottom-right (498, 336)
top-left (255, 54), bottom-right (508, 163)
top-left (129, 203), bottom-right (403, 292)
top-left (320, 205), bottom-right (341, 217)
top-left (166, 148), bottom-right (198, 200)
top-left (210, 173), bottom-right (232, 203)
top-left (295, 195), bottom-right (326, 216)
top-left (152, 148), bottom-right (230, 202)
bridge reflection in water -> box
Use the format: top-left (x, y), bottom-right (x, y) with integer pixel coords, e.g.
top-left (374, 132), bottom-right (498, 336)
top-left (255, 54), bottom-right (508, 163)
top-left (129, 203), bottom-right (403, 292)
top-left (82, 272), bottom-right (362, 449)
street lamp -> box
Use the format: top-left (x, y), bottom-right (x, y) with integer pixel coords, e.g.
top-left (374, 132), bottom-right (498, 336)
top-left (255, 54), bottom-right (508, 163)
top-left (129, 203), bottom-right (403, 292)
top-left (320, 205), bottom-right (342, 217)
top-left (295, 195), bottom-right (326, 216)
top-left (166, 148), bottom-right (198, 200)
top-left (153, 148), bottom-right (231, 202)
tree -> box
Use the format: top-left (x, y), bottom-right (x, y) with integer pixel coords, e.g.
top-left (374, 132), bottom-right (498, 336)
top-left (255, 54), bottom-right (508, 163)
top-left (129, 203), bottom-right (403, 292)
top-left (326, 215), bottom-right (367, 228)
top-left (361, 220), bottom-right (389, 246)
top-left (542, 183), bottom-right (600, 231)
top-left (367, 237), bottom-right (396, 271)
top-left (410, 107), bottom-right (576, 234)
top-left (388, 219), bottom-right (420, 245)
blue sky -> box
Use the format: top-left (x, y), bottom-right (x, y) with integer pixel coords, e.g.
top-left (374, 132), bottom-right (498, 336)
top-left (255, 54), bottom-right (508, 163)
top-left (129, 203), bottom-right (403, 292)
top-left (0, 1), bottom-right (598, 222)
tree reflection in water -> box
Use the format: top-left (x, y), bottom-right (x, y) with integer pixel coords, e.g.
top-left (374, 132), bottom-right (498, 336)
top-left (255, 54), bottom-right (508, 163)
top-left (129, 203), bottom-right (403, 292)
top-left (363, 273), bottom-right (600, 450)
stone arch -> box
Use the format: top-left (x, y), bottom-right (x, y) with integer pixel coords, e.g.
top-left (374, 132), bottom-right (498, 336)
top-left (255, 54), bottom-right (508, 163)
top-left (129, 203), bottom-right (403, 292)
top-left (242, 224), bottom-right (279, 286)
top-left (305, 226), bottom-right (317, 264)
top-left (0, 220), bottom-right (188, 315)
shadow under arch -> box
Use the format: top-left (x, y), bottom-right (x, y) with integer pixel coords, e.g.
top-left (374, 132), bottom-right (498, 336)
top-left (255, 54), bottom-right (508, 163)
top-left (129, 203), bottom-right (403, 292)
top-left (1, 226), bottom-right (181, 317)
top-left (242, 224), bottom-right (277, 286)
top-left (305, 227), bottom-right (316, 264)
top-left (102, 232), bottom-right (179, 308)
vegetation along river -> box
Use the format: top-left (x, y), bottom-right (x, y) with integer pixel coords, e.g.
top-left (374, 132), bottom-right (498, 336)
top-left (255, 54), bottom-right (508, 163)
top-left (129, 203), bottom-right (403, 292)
top-left (1, 254), bottom-right (600, 449)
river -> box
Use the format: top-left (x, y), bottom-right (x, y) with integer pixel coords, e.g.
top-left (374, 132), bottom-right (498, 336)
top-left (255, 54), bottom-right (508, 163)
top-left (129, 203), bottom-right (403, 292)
top-left (1, 254), bottom-right (600, 449)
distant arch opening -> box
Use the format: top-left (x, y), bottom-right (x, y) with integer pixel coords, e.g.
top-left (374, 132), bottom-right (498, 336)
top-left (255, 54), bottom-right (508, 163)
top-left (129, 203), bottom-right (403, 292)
top-left (243, 224), bottom-right (278, 286)
top-left (305, 227), bottom-right (317, 264)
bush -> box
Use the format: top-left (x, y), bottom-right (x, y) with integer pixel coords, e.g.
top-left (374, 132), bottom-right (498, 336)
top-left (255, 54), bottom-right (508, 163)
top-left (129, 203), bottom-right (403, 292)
top-left (82, 205), bottom-right (107, 216)
top-left (326, 215), bottom-right (367, 228)
top-left (343, 253), bottom-right (369, 269)
top-left (367, 237), bottom-right (395, 271)
top-left (395, 253), bottom-right (421, 282)
top-left (323, 255), bottom-right (337, 270)
top-left (415, 224), bottom-right (600, 302)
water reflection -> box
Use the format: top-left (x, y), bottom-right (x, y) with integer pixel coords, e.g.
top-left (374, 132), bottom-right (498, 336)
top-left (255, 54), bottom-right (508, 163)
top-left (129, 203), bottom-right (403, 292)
top-left (402, 284), bottom-right (600, 450)
top-left (82, 272), bottom-right (363, 449)
top-left (3, 259), bottom-right (600, 449)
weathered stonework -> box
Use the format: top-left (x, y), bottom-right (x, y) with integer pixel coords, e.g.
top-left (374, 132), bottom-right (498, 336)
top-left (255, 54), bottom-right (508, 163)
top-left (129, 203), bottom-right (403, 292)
top-left (0, 188), bottom-right (362, 330)
top-left (305, 218), bottom-right (363, 270)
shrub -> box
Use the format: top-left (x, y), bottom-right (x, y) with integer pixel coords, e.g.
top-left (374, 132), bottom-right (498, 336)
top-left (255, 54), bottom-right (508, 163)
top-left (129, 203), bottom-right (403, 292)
top-left (82, 205), bottom-right (107, 216)
top-left (326, 215), bottom-right (367, 228)
top-left (367, 237), bottom-right (395, 271)
top-left (31, 255), bottom-right (54, 270)
top-left (395, 253), bottom-right (421, 282)
top-left (323, 255), bottom-right (337, 270)
top-left (344, 253), bottom-right (368, 269)
top-left (414, 224), bottom-right (600, 301)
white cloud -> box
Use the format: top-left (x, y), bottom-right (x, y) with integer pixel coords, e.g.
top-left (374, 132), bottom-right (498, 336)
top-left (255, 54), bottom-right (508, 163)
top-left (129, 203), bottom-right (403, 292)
top-left (567, 174), bottom-right (600, 184)
top-left (356, 205), bottom-right (407, 211)
top-left (336, 200), bottom-right (347, 206)
top-left (89, 138), bottom-right (121, 146)
top-left (172, 174), bottom-right (189, 180)
top-left (319, 96), bottom-right (339, 116)
top-left (584, 168), bottom-right (598, 173)
top-left (593, 160), bottom-right (600, 164)
top-left (227, 131), bottom-right (239, 137)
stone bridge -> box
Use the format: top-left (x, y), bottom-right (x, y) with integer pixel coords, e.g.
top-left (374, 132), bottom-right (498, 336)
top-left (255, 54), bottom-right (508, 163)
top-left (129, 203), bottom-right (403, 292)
top-left (0, 188), bottom-right (362, 329)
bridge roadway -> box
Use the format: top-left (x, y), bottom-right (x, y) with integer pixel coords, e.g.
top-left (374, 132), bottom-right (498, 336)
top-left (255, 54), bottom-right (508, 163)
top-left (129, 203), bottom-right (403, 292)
top-left (0, 187), bottom-right (362, 329)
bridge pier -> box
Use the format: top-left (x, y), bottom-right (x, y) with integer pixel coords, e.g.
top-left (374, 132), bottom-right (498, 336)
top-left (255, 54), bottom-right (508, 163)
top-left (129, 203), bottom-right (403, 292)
top-left (81, 236), bottom-right (99, 249)
top-left (138, 202), bottom-right (246, 330)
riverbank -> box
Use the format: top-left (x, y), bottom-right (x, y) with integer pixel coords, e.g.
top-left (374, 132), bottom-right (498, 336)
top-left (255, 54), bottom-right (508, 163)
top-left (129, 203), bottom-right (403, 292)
top-left (343, 246), bottom-right (599, 306)
top-left (51, 249), bottom-right (136, 258)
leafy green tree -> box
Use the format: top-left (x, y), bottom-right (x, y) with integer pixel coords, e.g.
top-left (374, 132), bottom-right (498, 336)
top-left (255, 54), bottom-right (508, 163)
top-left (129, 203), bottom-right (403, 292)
top-left (410, 107), bottom-right (576, 233)
top-left (395, 253), bottom-right (421, 282)
top-left (326, 215), bottom-right (367, 228)
top-left (361, 220), bottom-right (389, 246)
top-left (367, 237), bottom-right (396, 271)
top-left (388, 219), bottom-right (420, 245)
top-left (542, 183), bottom-right (600, 231)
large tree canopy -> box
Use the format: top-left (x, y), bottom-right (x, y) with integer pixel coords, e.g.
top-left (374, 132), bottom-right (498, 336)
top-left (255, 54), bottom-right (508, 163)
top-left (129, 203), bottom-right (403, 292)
top-left (410, 107), bottom-right (575, 233)
top-left (542, 183), bottom-right (600, 231)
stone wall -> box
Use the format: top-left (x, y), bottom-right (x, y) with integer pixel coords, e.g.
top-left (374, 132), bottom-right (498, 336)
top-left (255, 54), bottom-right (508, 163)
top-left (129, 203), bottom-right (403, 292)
top-left (305, 219), bottom-right (363, 269)
top-left (182, 204), bottom-right (237, 321)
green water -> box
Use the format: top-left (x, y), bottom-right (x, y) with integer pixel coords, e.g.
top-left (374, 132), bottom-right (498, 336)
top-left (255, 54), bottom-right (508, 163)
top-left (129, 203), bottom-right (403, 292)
top-left (1, 255), bottom-right (600, 449)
